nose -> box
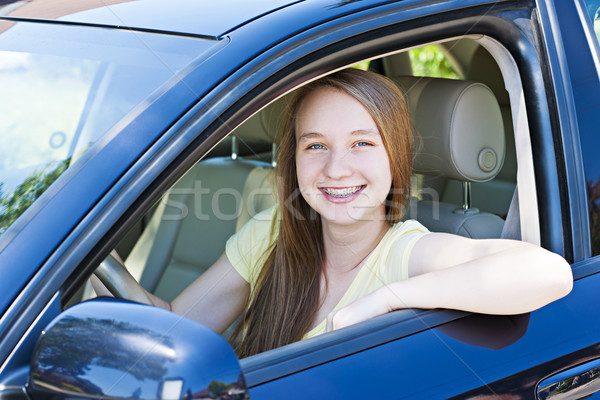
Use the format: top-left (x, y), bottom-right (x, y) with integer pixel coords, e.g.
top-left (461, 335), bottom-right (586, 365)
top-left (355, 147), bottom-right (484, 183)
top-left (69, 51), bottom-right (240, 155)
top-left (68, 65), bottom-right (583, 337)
top-left (323, 148), bottom-right (353, 180)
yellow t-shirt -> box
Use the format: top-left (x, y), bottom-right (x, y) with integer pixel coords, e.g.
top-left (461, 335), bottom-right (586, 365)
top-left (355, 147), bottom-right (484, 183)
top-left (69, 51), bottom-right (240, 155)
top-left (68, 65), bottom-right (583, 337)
top-left (225, 205), bottom-right (429, 339)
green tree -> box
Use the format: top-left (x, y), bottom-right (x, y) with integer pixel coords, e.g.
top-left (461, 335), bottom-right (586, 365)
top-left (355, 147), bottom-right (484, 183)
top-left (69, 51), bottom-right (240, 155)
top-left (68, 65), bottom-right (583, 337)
top-left (34, 316), bottom-right (173, 382)
top-left (409, 45), bottom-right (460, 79)
top-left (208, 380), bottom-right (227, 398)
top-left (0, 158), bottom-right (69, 234)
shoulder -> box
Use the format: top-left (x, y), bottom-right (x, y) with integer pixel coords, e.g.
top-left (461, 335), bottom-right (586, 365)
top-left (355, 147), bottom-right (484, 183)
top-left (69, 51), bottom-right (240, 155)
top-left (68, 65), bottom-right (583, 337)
top-left (237, 204), bottom-right (280, 236)
top-left (225, 204), bottom-right (280, 283)
top-left (377, 220), bottom-right (429, 281)
top-left (384, 219), bottom-right (430, 249)
top-left (389, 219), bottom-right (429, 236)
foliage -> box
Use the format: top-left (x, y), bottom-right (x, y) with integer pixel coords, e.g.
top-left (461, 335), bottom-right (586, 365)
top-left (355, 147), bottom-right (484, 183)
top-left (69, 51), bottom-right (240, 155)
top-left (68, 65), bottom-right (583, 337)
top-left (208, 380), bottom-right (227, 397)
top-left (34, 316), bottom-right (173, 382)
top-left (409, 45), bottom-right (460, 79)
top-left (351, 45), bottom-right (459, 79)
top-left (351, 61), bottom-right (370, 71)
top-left (0, 158), bottom-right (69, 234)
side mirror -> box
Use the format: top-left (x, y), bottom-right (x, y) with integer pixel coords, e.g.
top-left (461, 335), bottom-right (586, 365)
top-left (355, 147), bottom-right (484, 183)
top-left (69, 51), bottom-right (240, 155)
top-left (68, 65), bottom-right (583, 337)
top-left (27, 298), bottom-right (249, 400)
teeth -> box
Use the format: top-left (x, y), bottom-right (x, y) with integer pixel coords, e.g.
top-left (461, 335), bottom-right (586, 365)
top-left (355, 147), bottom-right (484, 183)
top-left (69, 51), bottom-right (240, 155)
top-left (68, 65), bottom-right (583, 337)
top-left (322, 185), bottom-right (363, 197)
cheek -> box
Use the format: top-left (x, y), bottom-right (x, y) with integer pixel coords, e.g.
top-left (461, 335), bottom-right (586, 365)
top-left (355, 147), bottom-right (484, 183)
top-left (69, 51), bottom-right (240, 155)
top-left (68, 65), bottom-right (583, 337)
top-left (295, 153), bottom-right (315, 191)
top-left (370, 149), bottom-right (393, 185)
top-left (370, 155), bottom-right (394, 201)
top-left (384, 160), bottom-right (393, 187)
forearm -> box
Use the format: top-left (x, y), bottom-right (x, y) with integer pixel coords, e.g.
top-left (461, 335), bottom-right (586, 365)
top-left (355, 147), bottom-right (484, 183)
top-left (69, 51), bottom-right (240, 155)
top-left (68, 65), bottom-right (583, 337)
top-left (382, 246), bottom-right (572, 315)
top-left (390, 248), bottom-right (572, 314)
top-left (328, 246), bottom-right (572, 331)
top-left (90, 274), bottom-right (171, 311)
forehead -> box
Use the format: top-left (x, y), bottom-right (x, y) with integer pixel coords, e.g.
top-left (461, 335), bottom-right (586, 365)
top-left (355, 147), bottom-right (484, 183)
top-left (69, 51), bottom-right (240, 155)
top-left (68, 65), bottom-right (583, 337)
top-left (294, 87), bottom-right (377, 135)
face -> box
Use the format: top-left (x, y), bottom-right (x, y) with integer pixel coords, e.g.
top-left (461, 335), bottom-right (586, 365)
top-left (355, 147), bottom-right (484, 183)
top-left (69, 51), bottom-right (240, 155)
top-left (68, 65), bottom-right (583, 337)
top-left (294, 87), bottom-right (393, 227)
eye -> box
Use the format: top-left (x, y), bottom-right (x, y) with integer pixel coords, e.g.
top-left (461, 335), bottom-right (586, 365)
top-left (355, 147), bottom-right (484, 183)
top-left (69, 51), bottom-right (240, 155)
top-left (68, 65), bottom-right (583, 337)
top-left (307, 143), bottom-right (325, 150)
top-left (354, 141), bottom-right (373, 148)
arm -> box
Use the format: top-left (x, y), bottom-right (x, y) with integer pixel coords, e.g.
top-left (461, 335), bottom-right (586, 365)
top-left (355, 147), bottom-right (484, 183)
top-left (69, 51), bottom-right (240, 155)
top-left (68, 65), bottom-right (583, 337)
top-left (171, 252), bottom-right (250, 334)
top-left (327, 233), bottom-right (573, 331)
top-left (91, 252), bottom-right (249, 335)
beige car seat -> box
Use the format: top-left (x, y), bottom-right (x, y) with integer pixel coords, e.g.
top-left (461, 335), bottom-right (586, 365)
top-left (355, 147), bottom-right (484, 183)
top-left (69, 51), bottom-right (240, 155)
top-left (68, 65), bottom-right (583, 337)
top-left (442, 45), bottom-right (517, 217)
top-left (124, 101), bottom-right (284, 301)
top-left (394, 76), bottom-right (506, 238)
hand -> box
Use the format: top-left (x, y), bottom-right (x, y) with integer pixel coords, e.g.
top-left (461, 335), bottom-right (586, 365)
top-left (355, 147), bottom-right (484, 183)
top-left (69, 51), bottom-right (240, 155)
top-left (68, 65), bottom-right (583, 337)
top-left (326, 288), bottom-right (391, 332)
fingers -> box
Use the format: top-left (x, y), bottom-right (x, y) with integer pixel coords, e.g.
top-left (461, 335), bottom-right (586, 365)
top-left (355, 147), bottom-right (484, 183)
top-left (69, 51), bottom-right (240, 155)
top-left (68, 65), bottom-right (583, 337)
top-left (326, 307), bottom-right (355, 332)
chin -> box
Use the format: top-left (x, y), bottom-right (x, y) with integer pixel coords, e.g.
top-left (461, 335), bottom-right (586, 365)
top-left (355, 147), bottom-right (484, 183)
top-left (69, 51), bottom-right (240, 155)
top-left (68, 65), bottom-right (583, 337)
top-left (316, 203), bottom-right (387, 226)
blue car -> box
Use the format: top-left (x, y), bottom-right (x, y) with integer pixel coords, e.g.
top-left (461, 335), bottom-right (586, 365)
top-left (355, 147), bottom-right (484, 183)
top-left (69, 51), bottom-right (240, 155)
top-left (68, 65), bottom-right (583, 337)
top-left (1, 0), bottom-right (600, 398)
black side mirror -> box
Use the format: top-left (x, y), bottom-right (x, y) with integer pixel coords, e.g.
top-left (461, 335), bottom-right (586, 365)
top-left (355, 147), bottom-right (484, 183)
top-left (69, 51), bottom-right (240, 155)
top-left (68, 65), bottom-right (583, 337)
top-left (27, 298), bottom-right (249, 400)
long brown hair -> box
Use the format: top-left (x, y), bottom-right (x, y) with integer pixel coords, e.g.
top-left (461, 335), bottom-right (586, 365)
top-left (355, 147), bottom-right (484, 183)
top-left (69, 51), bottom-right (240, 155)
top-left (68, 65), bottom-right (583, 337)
top-left (233, 69), bottom-right (414, 357)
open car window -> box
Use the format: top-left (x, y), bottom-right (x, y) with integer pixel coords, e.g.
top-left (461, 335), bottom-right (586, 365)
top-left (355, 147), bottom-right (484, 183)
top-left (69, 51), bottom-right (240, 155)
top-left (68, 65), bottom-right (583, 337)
top-left (71, 35), bottom-right (534, 355)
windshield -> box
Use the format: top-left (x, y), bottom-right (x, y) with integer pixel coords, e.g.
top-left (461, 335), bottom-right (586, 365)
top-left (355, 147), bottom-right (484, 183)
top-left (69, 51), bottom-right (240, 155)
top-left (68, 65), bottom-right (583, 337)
top-left (0, 20), bottom-right (218, 235)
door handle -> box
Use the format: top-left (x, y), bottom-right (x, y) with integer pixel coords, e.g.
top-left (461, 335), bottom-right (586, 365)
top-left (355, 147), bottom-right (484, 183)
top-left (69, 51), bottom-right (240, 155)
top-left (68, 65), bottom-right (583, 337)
top-left (537, 358), bottom-right (600, 399)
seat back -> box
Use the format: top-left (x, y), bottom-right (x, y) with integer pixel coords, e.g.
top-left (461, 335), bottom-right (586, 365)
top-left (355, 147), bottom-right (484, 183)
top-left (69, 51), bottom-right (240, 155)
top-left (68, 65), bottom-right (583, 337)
top-left (443, 45), bottom-right (517, 217)
top-left (393, 76), bottom-right (507, 238)
top-left (125, 101), bottom-right (283, 301)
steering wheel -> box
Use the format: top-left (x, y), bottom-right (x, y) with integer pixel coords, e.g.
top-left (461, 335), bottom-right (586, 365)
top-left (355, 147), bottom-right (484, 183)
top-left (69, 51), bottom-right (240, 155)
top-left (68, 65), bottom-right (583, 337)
top-left (94, 252), bottom-right (154, 305)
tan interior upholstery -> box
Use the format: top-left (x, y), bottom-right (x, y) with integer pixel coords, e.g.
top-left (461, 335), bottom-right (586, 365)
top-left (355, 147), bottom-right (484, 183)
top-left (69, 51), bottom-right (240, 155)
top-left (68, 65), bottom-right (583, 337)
top-left (395, 76), bottom-right (505, 182)
top-left (124, 157), bottom-right (273, 301)
top-left (441, 46), bottom-right (517, 216)
top-left (382, 51), bottom-right (413, 76)
top-left (236, 166), bottom-right (276, 231)
top-left (393, 76), bottom-right (506, 238)
top-left (124, 101), bottom-right (283, 301)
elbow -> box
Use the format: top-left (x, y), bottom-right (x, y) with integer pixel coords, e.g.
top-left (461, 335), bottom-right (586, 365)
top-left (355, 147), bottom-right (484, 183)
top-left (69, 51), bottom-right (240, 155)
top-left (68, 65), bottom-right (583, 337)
top-left (540, 252), bottom-right (573, 303)
top-left (511, 250), bottom-right (573, 314)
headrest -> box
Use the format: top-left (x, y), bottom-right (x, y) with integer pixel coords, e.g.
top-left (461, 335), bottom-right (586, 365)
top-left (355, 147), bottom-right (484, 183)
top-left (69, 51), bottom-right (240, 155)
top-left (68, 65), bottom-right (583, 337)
top-left (466, 47), bottom-right (510, 106)
top-left (393, 76), bottom-right (505, 182)
top-left (382, 52), bottom-right (413, 77)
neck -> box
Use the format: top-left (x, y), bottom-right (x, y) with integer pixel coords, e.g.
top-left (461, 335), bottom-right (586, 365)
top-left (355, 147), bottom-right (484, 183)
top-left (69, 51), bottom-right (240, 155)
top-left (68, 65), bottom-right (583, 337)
top-left (321, 218), bottom-right (390, 274)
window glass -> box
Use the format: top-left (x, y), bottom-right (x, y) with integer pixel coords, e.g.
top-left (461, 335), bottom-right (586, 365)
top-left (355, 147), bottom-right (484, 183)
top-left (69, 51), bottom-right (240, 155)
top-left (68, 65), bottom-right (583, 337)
top-left (582, 0), bottom-right (600, 255)
top-left (0, 21), bottom-right (218, 235)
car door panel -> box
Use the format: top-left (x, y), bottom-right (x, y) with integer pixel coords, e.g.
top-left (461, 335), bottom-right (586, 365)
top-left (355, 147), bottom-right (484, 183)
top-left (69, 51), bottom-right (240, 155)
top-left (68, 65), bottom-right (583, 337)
top-left (249, 269), bottom-right (600, 399)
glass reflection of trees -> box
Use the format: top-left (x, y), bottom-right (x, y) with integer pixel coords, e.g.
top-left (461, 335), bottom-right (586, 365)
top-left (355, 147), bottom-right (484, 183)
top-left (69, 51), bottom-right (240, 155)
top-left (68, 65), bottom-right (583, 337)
top-left (30, 312), bottom-right (250, 400)
top-left (0, 159), bottom-right (69, 235)
top-left (31, 316), bottom-right (174, 396)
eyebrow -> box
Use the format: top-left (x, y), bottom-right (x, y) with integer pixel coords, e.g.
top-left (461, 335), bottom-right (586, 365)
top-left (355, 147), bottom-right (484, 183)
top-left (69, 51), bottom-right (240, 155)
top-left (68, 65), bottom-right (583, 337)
top-left (350, 128), bottom-right (380, 137)
top-left (297, 132), bottom-right (324, 142)
top-left (297, 128), bottom-right (379, 142)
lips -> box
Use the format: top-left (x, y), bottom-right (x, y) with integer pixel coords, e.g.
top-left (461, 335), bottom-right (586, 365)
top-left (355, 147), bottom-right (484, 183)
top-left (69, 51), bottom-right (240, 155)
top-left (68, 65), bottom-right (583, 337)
top-left (320, 185), bottom-right (365, 198)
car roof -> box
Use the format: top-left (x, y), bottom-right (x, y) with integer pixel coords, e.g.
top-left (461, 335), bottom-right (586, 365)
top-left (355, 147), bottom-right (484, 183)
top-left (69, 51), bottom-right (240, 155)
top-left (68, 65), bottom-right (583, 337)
top-left (0, 0), bottom-right (301, 38)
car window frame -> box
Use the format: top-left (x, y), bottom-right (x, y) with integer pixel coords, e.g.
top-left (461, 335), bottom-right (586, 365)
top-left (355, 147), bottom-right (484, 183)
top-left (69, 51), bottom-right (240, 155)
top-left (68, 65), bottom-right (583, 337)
top-left (536, 0), bottom-right (600, 279)
top-left (536, 0), bottom-right (600, 263)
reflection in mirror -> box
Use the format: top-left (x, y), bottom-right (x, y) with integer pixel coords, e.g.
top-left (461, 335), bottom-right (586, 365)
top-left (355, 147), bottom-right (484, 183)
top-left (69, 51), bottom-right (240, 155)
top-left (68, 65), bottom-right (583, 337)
top-left (28, 298), bottom-right (249, 400)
